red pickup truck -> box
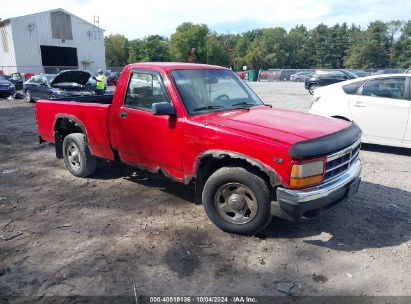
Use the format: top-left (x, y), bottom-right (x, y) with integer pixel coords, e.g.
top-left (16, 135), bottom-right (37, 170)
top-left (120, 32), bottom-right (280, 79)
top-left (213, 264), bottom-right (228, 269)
top-left (35, 63), bottom-right (362, 235)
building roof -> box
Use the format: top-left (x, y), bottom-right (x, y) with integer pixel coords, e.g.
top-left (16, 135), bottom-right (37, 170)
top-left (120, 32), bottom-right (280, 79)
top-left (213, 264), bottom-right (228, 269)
top-left (0, 8), bottom-right (105, 31)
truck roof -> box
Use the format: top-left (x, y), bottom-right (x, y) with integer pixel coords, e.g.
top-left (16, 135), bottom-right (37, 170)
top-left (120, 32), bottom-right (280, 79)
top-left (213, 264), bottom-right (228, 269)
top-left (126, 62), bottom-right (228, 71)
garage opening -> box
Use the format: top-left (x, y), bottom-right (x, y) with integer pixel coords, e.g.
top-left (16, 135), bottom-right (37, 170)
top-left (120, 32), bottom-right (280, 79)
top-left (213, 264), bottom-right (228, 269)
top-left (40, 45), bottom-right (78, 73)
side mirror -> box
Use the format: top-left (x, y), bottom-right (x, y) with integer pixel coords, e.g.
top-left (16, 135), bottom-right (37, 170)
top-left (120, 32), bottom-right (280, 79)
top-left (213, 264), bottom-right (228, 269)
top-left (152, 102), bottom-right (177, 116)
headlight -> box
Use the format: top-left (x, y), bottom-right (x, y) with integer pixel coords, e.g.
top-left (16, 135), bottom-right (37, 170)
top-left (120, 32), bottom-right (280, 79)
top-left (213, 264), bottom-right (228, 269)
top-left (290, 159), bottom-right (324, 189)
top-left (9, 84), bottom-right (15, 89)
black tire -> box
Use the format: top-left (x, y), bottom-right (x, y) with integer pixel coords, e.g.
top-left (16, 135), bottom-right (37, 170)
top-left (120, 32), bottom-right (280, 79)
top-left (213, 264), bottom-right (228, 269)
top-left (63, 133), bottom-right (96, 177)
top-left (49, 94), bottom-right (57, 100)
top-left (308, 84), bottom-right (318, 95)
top-left (202, 167), bottom-right (272, 235)
top-left (25, 90), bottom-right (33, 103)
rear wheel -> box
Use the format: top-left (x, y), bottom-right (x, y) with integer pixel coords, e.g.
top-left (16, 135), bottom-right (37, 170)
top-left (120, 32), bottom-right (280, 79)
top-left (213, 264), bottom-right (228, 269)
top-left (63, 133), bottom-right (96, 177)
top-left (202, 167), bottom-right (272, 235)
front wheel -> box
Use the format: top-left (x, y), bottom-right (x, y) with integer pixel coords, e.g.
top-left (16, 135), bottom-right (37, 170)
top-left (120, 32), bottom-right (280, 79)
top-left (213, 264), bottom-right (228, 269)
top-left (202, 167), bottom-right (272, 235)
top-left (25, 90), bottom-right (33, 103)
top-left (308, 84), bottom-right (319, 95)
top-left (63, 133), bottom-right (96, 177)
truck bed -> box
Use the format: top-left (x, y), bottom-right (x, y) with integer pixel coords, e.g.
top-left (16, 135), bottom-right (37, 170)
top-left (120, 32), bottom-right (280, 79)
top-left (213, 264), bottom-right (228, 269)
top-left (36, 99), bottom-right (114, 160)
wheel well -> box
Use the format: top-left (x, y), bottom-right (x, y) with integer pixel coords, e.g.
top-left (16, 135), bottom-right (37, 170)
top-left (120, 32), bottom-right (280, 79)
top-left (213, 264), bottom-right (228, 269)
top-left (194, 154), bottom-right (274, 204)
top-left (54, 116), bottom-right (86, 158)
top-left (332, 115), bottom-right (351, 122)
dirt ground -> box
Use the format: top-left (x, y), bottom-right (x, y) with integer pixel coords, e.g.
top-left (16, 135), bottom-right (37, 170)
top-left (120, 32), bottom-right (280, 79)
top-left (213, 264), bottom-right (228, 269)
top-left (1, 83), bottom-right (411, 299)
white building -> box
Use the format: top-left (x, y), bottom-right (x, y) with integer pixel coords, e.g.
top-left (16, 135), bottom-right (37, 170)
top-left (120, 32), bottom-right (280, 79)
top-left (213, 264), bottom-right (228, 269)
top-left (0, 8), bottom-right (106, 75)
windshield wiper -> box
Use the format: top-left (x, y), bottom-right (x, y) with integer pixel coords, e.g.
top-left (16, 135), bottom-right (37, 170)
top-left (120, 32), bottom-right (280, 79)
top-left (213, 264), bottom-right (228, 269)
top-left (231, 102), bottom-right (257, 107)
top-left (192, 105), bottom-right (225, 112)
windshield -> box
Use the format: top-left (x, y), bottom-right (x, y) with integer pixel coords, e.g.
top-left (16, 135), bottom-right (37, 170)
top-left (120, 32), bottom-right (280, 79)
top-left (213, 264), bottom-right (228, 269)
top-left (170, 69), bottom-right (263, 115)
top-left (45, 75), bottom-right (56, 83)
top-left (0, 76), bottom-right (5, 81)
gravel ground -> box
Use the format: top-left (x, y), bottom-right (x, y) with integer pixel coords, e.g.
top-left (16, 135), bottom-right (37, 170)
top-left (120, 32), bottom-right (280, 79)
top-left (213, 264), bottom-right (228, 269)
top-left (0, 83), bottom-right (410, 299)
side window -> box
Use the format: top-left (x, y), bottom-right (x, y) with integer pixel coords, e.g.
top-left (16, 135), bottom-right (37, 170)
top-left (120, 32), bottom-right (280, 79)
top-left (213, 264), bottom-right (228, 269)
top-left (11, 73), bottom-right (22, 81)
top-left (124, 73), bottom-right (168, 110)
top-left (342, 81), bottom-right (365, 95)
top-left (362, 77), bottom-right (406, 100)
top-left (329, 71), bottom-right (346, 79)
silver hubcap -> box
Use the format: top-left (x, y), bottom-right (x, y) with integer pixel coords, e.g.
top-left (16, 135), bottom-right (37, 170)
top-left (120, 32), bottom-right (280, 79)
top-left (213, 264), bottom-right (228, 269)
top-left (214, 183), bottom-right (258, 224)
top-left (25, 91), bottom-right (31, 101)
top-left (67, 143), bottom-right (81, 170)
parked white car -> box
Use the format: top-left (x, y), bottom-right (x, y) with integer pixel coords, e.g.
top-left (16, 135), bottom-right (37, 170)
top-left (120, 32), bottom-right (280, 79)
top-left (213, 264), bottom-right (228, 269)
top-left (308, 74), bottom-right (411, 148)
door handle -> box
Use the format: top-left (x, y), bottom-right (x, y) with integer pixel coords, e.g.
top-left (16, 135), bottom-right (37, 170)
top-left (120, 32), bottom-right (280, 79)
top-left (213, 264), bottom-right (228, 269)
top-left (353, 102), bottom-right (366, 108)
top-left (119, 112), bottom-right (127, 118)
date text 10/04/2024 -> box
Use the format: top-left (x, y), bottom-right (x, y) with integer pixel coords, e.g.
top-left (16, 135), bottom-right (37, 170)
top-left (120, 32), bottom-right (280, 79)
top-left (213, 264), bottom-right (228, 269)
top-left (148, 296), bottom-right (258, 303)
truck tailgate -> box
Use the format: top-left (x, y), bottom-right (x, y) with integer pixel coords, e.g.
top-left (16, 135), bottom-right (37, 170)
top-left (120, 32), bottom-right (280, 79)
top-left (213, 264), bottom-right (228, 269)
top-left (36, 100), bottom-right (113, 160)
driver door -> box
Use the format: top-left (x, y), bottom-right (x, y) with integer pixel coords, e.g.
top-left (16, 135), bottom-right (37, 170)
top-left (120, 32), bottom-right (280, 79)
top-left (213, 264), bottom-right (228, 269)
top-left (113, 70), bottom-right (184, 177)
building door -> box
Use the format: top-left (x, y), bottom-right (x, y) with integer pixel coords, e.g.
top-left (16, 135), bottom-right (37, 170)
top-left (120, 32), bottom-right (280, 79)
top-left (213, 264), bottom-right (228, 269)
top-left (40, 45), bottom-right (78, 73)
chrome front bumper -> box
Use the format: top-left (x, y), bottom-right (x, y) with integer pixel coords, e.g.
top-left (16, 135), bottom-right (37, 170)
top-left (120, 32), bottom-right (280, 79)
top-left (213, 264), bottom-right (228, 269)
top-left (271, 158), bottom-right (362, 222)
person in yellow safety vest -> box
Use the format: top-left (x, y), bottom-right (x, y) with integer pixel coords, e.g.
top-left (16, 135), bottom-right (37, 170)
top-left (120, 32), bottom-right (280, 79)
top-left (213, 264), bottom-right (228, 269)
top-left (96, 69), bottom-right (107, 95)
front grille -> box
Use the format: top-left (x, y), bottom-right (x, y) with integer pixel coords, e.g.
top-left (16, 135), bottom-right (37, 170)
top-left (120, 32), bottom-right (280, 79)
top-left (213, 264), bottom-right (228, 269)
top-left (324, 139), bottom-right (361, 182)
top-left (0, 84), bottom-right (9, 90)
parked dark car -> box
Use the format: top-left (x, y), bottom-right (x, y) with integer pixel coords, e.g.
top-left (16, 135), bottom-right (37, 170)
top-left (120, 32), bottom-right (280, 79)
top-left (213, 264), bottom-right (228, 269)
top-left (0, 75), bottom-right (16, 98)
top-left (348, 69), bottom-right (370, 78)
top-left (290, 71), bottom-right (313, 82)
top-left (24, 70), bottom-right (96, 103)
top-left (278, 69), bottom-right (300, 81)
top-left (373, 68), bottom-right (404, 75)
top-left (304, 69), bottom-right (358, 95)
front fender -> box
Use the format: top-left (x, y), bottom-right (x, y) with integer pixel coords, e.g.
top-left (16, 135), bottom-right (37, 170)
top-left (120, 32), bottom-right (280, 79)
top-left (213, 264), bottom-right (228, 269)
top-left (195, 149), bottom-right (282, 186)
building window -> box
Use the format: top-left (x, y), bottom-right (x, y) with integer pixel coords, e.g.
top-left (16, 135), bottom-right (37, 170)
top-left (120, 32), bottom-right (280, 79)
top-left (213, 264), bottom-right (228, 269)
top-left (0, 26), bottom-right (9, 52)
top-left (50, 11), bottom-right (73, 40)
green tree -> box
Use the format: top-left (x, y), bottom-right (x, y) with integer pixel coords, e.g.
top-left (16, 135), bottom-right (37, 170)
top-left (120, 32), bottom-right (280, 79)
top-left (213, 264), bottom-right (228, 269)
top-left (306, 24), bottom-right (333, 68)
top-left (216, 33), bottom-right (241, 68)
top-left (286, 25), bottom-right (311, 68)
top-left (206, 33), bottom-right (231, 67)
top-left (128, 35), bottom-right (169, 63)
top-left (395, 21), bottom-right (411, 68)
top-left (345, 21), bottom-right (390, 68)
top-left (232, 29), bottom-right (262, 69)
top-left (104, 34), bottom-right (129, 67)
top-left (387, 20), bottom-right (402, 66)
top-left (168, 22), bottom-right (209, 62)
top-left (244, 27), bottom-right (288, 69)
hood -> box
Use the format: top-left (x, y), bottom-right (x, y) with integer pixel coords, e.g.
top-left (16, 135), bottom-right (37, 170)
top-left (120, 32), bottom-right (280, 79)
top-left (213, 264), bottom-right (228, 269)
top-left (200, 106), bottom-right (351, 146)
top-left (51, 70), bottom-right (93, 86)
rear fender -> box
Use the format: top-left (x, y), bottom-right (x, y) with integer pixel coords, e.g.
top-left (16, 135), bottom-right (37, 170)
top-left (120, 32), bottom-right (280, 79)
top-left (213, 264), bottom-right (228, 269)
top-left (53, 115), bottom-right (88, 158)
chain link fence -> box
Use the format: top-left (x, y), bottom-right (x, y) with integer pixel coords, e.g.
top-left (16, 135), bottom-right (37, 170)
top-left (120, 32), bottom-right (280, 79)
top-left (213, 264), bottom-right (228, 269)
top-left (235, 68), bottom-right (409, 82)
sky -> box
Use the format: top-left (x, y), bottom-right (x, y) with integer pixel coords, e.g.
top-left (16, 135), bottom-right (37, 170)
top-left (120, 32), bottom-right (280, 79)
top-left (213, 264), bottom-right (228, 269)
top-left (1, 0), bottom-right (411, 39)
